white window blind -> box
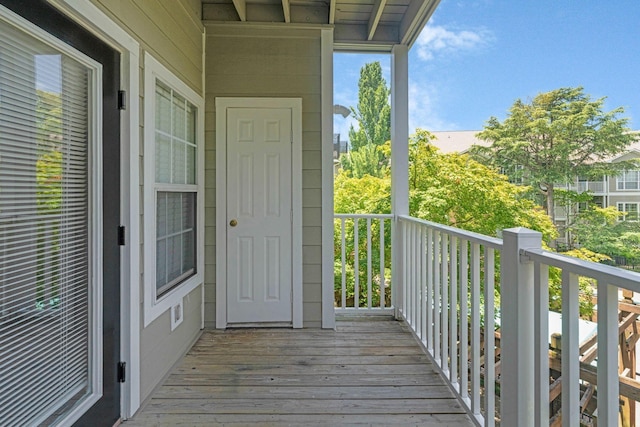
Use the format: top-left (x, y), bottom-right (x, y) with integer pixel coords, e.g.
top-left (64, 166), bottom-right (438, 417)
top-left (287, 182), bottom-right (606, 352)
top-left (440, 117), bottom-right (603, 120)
top-left (0, 17), bottom-right (94, 426)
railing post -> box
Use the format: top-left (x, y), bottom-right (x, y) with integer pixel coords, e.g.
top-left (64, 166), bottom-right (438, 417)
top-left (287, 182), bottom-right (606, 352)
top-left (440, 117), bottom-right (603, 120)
top-left (501, 227), bottom-right (541, 427)
top-left (391, 44), bottom-right (409, 320)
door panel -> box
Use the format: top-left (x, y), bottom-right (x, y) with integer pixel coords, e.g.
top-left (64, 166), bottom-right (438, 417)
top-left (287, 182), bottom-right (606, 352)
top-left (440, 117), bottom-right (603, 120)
top-left (227, 108), bottom-right (292, 324)
top-left (0, 1), bottom-right (121, 425)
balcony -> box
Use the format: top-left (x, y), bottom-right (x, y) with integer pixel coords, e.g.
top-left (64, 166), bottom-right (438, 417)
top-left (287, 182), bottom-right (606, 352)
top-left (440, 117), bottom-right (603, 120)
top-left (128, 213), bottom-right (640, 426)
top-left (335, 213), bottom-right (640, 426)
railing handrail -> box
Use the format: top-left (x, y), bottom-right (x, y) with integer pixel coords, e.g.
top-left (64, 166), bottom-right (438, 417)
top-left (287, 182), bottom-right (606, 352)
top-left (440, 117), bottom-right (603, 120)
top-left (398, 214), bottom-right (503, 250)
top-left (523, 248), bottom-right (640, 291)
top-left (334, 213), bottom-right (394, 219)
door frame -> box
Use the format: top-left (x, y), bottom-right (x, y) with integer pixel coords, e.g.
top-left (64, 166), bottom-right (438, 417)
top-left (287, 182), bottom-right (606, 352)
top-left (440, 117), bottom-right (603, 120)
top-left (215, 97), bottom-right (303, 329)
top-left (45, 0), bottom-right (141, 418)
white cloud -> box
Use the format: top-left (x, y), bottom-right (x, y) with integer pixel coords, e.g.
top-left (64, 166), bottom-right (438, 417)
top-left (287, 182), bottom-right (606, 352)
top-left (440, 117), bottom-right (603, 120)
top-left (408, 81), bottom-right (458, 132)
top-left (415, 23), bottom-right (494, 61)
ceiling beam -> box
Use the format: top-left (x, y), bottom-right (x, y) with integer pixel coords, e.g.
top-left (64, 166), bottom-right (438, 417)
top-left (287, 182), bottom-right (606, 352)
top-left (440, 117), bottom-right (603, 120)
top-left (367, 0), bottom-right (387, 40)
top-left (231, 0), bottom-right (247, 21)
top-left (282, 0), bottom-right (291, 22)
top-left (329, 0), bottom-right (336, 24)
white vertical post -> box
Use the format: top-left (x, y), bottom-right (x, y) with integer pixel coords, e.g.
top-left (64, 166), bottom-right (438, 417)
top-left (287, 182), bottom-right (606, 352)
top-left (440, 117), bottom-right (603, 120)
top-left (379, 218), bottom-right (385, 308)
top-left (561, 271), bottom-right (580, 427)
top-left (460, 239), bottom-right (469, 405)
top-left (354, 218), bottom-right (359, 309)
top-left (367, 218), bottom-right (372, 308)
top-left (427, 228), bottom-right (434, 353)
top-left (449, 236), bottom-right (458, 389)
top-left (320, 28), bottom-right (335, 328)
top-left (484, 247), bottom-right (495, 427)
top-left (500, 228), bottom-right (541, 427)
top-left (391, 44), bottom-right (409, 320)
top-left (597, 281), bottom-right (619, 426)
top-left (534, 262), bottom-right (549, 426)
top-left (470, 242), bottom-right (481, 420)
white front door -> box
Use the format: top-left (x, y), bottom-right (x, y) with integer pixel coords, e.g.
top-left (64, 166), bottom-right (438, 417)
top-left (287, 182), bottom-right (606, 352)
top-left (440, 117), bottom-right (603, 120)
top-left (226, 107), bottom-right (293, 324)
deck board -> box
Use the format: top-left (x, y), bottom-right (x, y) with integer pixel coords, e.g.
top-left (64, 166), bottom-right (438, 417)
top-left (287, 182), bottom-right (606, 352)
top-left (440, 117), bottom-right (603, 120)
top-left (125, 319), bottom-right (474, 426)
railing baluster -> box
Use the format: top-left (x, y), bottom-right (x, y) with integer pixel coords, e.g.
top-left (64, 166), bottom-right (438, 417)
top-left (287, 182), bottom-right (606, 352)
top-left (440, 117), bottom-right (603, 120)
top-left (534, 262), bottom-right (549, 426)
top-left (561, 271), bottom-right (580, 427)
top-left (434, 230), bottom-right (441, 364)
top-left (414, 225), bottom-right (420, 333)
top-left (460, 239), bottom-right (469, 404)
top-left (484, 247), bottom-right (495, 427)
top-left (449, 236), bottom-right (459, 391)
top-left (427, 227), bottom-right (434, 354)
top-left (441, 232), bottom-right (449, 377)
top-left (341, 218), bottom-right (346, 310)
top-left (471, 242), bottom-right (481, 420)
top-left (379, 218), bottom-right (385, 309)
top-left (597, 280), bottom-right (619, 426)
top-left (406, 222), bottom-right (412, 325)
top-left (367, 218), bottom-right (372, 308)
top-left (402, 220), bottom-right (408, 319)
top-left (354, 218), bottom-right (359, 309)
top-left (421, 225), bottom-right (428, 346)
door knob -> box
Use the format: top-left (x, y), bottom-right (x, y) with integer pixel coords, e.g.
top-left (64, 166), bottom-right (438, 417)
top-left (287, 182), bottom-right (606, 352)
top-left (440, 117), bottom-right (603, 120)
top-left (229, 219), bottom-right (238, 227)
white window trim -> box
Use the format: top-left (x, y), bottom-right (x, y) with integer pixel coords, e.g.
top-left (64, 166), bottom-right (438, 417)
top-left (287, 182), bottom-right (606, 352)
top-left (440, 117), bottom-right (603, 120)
top-left (617, 202), bottom-right (640, 222)
top-left (143, 52), bottom-right (204, 327)
top-left (617, 170), bottom-right (640, 191)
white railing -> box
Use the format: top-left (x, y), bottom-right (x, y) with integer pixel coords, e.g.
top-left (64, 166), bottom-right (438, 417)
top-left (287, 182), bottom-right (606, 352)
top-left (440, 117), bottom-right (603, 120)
top-left (334, 213), bottom-right (394, 313)
top-left (395, 214), bottom-right (640, 427)
top-left (398, 215), bottom-right (502, 426)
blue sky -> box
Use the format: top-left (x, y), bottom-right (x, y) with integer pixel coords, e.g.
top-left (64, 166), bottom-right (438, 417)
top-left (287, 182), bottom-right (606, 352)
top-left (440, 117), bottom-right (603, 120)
top-left (334, 1), bottom-right (640, 139)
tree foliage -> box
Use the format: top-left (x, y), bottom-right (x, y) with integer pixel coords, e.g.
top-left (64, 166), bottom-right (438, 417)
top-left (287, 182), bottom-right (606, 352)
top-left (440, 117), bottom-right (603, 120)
top-left (408, 129), bottom-right (557, 241)
top-left (339, 143), bottom-right (388, 179)
top-left (473, 87), bottom-right (638, 222)
top-left (347, 62), bottom-right (391, 152)
top-left (569, 206), bottom-right (640, 265)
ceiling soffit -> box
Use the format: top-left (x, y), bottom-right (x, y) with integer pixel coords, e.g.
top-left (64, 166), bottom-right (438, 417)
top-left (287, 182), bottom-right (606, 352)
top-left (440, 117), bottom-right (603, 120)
top-left (202, 0), bottom-right (441, 52)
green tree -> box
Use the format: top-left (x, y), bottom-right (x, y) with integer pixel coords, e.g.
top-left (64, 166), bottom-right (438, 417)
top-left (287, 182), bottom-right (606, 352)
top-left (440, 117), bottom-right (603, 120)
top-left (570, 206), bottom-right (640, 266)
top-left (474, 87), bottom-right (638, 223)
top-left (347, 62), bottom-right (391, 151)
top-left (339, 143), bottom-right (388, 178)
top-left (408, 129), bottom-right (557, 241)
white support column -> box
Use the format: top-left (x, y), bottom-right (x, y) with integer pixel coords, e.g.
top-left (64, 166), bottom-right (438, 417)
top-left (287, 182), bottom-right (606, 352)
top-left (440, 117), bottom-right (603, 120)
top-left (391, 44), bottom-right (409, 319)
top-left (320, 28), bottom-right (336, 329)
top-left (500, 227), bottom-right (542, 427)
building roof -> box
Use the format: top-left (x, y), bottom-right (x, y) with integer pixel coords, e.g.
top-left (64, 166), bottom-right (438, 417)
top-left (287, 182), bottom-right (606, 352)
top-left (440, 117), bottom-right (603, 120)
top-left (430, 130), bottom-right (640, 160)
top-left (430, 130), bottom-right (488, 154)
top-left (201, 0), bottom-right (441, 51)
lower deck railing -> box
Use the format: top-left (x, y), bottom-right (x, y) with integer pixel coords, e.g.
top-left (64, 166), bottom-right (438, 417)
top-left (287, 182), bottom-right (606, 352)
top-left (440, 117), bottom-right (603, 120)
top-left (335, 213), bottom-right (640, 427)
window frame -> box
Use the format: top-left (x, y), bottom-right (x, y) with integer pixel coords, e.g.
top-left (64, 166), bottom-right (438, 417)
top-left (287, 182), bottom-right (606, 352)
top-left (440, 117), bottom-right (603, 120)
top-left (617, 170), bottom-right (640, 191)
top-left (617, 202), bottom-right (640, 222)
top-left (143, 52), bottom-right (204, 327)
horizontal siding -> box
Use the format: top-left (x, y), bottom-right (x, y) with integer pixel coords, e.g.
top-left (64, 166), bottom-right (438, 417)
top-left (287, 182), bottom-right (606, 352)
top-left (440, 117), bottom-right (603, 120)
top-left (140, 285), bottom-right (203, 400)
top-left (204, 25), bottom-right (324, 327)
top-left (92, 0), bottom-right (204, 93)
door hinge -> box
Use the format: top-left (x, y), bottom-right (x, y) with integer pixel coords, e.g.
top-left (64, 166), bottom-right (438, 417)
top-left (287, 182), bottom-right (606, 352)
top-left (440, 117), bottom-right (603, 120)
top-left (118, 226), bottom-right (126, 246)
top-left (117, 361), bottom-right (126, 383)
top-left (118, 90), bottom-right (126, 110)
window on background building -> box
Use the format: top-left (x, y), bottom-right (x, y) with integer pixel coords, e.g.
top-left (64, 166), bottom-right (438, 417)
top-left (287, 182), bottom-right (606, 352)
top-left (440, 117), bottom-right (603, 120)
top-left (617, 170), bottom-right (640, 190)
top-left (618, 202), bottom-right (639, 221)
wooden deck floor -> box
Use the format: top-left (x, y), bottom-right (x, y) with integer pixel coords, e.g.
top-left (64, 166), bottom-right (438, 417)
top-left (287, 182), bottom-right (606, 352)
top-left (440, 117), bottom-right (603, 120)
top-left (125, 317), bottom-right (474, 426)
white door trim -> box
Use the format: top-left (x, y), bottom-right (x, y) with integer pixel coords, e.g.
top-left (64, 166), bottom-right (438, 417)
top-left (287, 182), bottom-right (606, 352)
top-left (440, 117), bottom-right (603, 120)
top-left (47, 0), bottom-right (141, 417)
top-left (216, 97), bottom-right (303, 329)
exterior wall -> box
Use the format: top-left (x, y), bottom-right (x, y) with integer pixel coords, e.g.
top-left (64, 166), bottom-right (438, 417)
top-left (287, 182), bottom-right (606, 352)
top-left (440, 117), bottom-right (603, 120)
top-left (88, 0), bottom-right (205, 406)
top-left (204, 24), bottom-right (324, 328)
